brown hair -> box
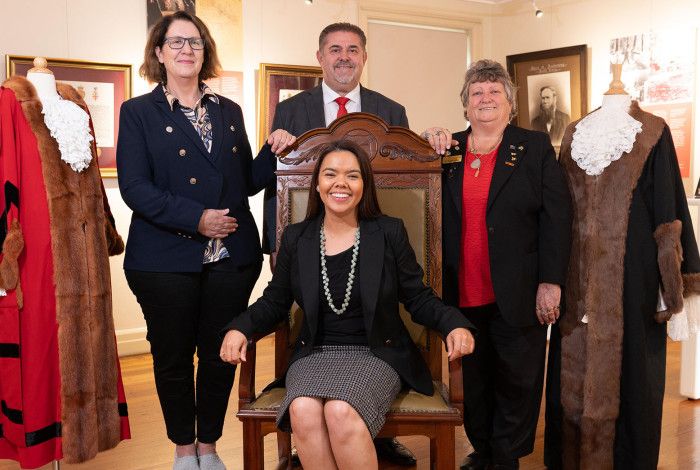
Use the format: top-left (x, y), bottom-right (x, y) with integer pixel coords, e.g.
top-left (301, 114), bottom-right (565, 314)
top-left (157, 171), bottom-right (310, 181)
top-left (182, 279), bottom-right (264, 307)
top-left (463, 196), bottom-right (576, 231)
top-left (305, 140), bottom-right (382, 221)
top-left (318, 23), bottom-right (367, 50)
top-left (139, 11), bottom-right (221, 84)
top-left (460, 59), bottom-right (517, 120)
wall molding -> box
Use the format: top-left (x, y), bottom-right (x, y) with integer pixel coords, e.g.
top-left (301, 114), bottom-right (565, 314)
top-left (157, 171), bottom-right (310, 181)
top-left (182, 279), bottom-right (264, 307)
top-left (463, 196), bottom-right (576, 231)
top-left (116, 327), bottom-right (149, 357)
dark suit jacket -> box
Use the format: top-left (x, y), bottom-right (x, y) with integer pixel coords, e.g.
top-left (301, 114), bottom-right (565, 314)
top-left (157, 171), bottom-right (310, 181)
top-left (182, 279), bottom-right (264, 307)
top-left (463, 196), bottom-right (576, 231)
top-left (117, 85), bottom-right (276, 272)
top-left (262, 84), bottom-right (409, 253)
top-left (441, 125), bottom-right (572, 327)
top-left (225, 215), bottom-right (472, 395)
top-left (531, 109), bottom-right (571, 144)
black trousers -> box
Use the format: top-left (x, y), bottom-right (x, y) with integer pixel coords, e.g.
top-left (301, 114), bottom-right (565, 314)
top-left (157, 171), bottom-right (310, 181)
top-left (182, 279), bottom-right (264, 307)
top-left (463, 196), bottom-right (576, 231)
top-left (126, 258), bottom-right (261, 445)
top-left (461, 303), bottom-right (547, 467)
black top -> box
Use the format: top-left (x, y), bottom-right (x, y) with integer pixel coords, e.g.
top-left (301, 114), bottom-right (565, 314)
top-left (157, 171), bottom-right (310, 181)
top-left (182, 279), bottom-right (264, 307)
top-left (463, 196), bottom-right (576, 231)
top-left (316, 246), bottom-right (366, 345)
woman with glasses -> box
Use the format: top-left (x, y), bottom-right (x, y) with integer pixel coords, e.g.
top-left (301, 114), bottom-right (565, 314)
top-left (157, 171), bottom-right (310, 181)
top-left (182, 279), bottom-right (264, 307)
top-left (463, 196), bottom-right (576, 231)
top-left (117, 11), bottom-right (275, 470)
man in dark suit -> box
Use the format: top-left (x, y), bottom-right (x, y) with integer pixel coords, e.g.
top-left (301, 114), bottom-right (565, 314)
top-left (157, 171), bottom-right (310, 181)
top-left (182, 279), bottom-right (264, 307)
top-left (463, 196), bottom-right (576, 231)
top-left (530, 86), bottom-right (570, 146)
top-left (260, 22), bottom-right (414, 466)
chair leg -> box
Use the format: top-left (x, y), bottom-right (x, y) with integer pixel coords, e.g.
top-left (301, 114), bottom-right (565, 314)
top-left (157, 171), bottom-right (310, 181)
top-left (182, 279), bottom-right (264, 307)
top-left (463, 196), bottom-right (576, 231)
top-left (434, 425), bottom-right (455, 470)
top-left (242, 420), bottom-right (264, 470)
top-left (276, 430), bottom-right (292, 470)
top-left (430, 437), bottom-right (438, 470)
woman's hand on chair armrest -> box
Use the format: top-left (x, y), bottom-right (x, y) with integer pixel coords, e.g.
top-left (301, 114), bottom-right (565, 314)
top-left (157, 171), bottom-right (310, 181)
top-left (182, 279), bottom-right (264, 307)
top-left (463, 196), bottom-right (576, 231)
top-left (446, 328), bottom-right (475, 361)
top-left (220, 330), bottom-right (249, 364)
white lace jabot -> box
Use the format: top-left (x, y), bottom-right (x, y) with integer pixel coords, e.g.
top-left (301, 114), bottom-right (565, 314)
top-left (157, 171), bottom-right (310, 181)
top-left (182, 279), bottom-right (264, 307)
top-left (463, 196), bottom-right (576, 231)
top-left (41, 98), bottom-right (94, 173)
top-left (570, 95), bottom-right (642, 176)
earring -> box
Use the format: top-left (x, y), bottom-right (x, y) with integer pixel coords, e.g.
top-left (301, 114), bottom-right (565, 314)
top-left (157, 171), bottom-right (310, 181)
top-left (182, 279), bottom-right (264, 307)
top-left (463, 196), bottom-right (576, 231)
top-left (316, 185), bottom-right (319, 192)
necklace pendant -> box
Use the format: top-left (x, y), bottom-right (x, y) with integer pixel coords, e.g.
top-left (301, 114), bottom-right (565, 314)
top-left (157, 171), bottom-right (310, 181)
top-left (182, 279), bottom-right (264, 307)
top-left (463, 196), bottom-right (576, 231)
top-left (470, 158), bottom-right (481, 170)
top-left (474, 167), bottom-right (480, 177)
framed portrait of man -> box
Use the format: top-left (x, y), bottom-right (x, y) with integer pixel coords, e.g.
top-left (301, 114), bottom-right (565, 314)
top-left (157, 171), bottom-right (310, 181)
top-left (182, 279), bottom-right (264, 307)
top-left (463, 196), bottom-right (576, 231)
top-left (507, 45), bottom-right (587, 149)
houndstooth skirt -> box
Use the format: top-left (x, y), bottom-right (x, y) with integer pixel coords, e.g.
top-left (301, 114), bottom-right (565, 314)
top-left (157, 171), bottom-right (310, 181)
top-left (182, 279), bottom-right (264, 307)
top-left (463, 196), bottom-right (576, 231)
top-left (276, 345), bottom-right (401, 438)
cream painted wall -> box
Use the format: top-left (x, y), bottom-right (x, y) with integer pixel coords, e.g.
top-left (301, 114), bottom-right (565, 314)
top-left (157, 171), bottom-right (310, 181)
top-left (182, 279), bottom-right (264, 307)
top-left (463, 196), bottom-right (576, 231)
top-left (489, 0), bottom-right (700, 191)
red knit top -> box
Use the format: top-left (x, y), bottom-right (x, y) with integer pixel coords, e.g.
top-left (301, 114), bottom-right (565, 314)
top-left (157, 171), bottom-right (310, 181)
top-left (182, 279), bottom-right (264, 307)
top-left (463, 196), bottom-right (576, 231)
top-left (459, 145), bottom-right (499, 307)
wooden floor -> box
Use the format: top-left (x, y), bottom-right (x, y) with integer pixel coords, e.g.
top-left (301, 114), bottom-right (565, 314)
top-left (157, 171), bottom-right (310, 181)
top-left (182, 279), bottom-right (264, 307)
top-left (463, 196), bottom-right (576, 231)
top-left (2, 339), bottom-right (698, 470)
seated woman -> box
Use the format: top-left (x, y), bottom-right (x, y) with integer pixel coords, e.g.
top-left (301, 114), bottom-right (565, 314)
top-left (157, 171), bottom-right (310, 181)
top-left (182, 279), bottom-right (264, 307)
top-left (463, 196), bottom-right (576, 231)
top-left (220, 139), bottom-right (475, 469)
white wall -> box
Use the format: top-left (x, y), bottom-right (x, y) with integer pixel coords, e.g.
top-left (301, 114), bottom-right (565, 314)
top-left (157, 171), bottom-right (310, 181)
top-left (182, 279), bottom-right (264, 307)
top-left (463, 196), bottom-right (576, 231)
top-left (489, 0), bottom-right (700, 190)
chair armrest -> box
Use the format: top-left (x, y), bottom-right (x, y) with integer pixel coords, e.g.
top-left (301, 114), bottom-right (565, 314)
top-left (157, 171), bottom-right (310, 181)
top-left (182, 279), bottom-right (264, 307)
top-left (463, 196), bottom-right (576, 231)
top-left (238, 339), bottom-right (257, 406)
top-left (448, 356), bottom-right (464, 416)
top-left (237, 320), bottom-right (291, 407)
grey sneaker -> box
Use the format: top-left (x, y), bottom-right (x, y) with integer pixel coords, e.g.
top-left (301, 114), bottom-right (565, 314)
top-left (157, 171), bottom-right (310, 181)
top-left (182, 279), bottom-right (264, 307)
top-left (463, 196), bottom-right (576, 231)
top-left (199, 452), bottom-right (226, 470)
top-left (173, 452), bottom-right (200, 470)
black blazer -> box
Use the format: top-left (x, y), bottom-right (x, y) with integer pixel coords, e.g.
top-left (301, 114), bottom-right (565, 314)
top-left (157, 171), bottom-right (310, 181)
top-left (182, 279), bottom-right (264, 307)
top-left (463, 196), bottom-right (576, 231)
top-left (117, 85), bottom-right (276, 272)
top-left (441, 125), bottom-right (572, 327)
top-left (262, 84), bottom-right (409, 253)
top-left (225, 215), bottom-right (472, 395)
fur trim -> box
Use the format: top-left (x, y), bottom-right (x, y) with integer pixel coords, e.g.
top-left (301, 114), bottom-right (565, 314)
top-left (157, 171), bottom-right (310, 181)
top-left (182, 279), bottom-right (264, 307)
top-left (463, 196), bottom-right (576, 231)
top-left (105, 219), bottom-right (125, 256)
top-left (683, 272), bottom-right (700, 296)
top-left (559, 101), bottom-right (666, 470)
top-left (654, 220), bottom-right (684, 320)
top-left (2, 76), bottom-right (124, 462)
top-left (0, 220), bottom-right (24, 302)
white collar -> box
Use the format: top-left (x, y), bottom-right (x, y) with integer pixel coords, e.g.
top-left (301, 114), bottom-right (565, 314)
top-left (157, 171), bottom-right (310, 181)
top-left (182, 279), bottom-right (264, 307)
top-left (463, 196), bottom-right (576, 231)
top-left (571, 95), bottom-right (642, 176)
top-left (322, 81), bottom-right (361, 105)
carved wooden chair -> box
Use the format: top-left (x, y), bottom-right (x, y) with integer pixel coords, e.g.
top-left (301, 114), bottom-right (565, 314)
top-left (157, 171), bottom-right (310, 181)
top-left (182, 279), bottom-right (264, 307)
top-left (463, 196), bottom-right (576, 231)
top-left (236, 113), bottom-right (463, 469)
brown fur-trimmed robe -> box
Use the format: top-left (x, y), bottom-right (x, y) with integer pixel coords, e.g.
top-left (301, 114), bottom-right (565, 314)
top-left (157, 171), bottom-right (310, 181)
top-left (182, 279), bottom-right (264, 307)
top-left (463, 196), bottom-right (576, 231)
top-left (0, 76), bottom-right (129, 467)
top-left (544, 102), bottom-right (700, 470)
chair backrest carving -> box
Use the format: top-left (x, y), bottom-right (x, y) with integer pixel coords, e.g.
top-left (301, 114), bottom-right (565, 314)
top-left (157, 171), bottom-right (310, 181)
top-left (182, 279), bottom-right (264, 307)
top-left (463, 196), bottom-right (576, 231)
top-left (276, 112), bottom-right (444, 378)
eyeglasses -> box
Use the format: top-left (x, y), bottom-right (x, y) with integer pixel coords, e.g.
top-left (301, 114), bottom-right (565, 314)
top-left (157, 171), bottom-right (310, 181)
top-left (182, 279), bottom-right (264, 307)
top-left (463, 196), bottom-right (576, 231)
top-left (164, 36), bottom-right (205, 50)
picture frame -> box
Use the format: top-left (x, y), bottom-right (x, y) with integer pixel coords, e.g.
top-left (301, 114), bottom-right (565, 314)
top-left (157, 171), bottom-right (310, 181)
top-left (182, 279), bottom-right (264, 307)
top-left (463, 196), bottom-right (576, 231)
top-left (257, 63), bottom-right (323, 148)
top-left (506, 45), bottom-right (587, 148)
top-left (6, 55), bottom-right (132, 177)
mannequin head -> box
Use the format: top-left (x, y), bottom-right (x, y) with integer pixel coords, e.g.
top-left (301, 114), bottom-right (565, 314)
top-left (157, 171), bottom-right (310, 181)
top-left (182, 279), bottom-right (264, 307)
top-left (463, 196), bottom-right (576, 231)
top-left (26, 57), bottom-right (59, 102)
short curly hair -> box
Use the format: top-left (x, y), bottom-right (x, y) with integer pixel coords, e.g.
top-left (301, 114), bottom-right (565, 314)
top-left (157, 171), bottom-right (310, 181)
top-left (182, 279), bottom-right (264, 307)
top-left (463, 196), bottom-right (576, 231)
top-left (460, 59), bottom-right (517, 120)
top-left (139, 10), bottom-right (221, 84)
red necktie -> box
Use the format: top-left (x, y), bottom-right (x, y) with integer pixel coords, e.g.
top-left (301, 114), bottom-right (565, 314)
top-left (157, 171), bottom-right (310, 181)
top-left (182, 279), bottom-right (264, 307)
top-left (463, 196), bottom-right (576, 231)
top-left (335, 96), bottom-right (350, 119)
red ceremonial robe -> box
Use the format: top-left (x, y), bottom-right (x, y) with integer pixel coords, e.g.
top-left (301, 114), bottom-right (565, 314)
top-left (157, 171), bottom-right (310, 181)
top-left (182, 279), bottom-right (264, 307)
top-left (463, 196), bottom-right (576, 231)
top-left (0, 76), bottom-right (129, 469)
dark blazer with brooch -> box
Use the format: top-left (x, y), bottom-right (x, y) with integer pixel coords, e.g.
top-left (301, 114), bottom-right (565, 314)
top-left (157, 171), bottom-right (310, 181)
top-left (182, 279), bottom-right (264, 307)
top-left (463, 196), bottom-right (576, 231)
top-left (262, 84), bottom-right (409, 253)
top-left (441, 125), bottom-right (572, 327)
top-left (117, 85), bottom-right (276, 272)
top-left (225, 215), bottom-right (472, 395)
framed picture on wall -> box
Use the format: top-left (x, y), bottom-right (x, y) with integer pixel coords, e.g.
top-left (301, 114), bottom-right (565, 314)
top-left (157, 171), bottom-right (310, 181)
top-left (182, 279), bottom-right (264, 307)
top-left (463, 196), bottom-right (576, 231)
top-left (257, 63), bottom-right (323, 148)
top-left (506, 45), bottom-right (587, 148)
top-left (147, 0), bottom-right (196, 31)
top-left (6, 55), bottom-right (132, 177)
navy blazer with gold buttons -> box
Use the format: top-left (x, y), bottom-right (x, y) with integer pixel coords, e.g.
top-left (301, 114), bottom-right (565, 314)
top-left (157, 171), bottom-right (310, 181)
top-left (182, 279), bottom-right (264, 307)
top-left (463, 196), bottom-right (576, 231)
top-left (117, 84), bottom-right (276, 272)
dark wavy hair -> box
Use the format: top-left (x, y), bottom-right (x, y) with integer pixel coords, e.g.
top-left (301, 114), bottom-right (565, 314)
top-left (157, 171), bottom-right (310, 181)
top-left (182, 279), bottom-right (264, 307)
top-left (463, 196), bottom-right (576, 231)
top-left (305, 140), bottom-right (382, 221)
top-left (139, 11), bottom-right (221, 84)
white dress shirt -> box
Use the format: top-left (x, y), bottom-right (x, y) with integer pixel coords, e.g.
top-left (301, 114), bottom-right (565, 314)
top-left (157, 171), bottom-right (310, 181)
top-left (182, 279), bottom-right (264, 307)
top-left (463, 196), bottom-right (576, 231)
top-left (322, 82), bottom-right (361, 126)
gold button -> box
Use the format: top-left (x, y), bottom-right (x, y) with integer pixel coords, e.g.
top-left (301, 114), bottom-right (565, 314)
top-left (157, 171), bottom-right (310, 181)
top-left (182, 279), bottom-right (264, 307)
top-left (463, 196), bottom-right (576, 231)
top-left (166, 126), bottom-right (173, 133)
top-left (179, 148), bottom-right (187, 157)
top-left (232, 146), bottom-right (238, 153)
top-left (189, 177), bottom-right (197, 184)
top-left (230, 125), bottom-right (235, 131)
